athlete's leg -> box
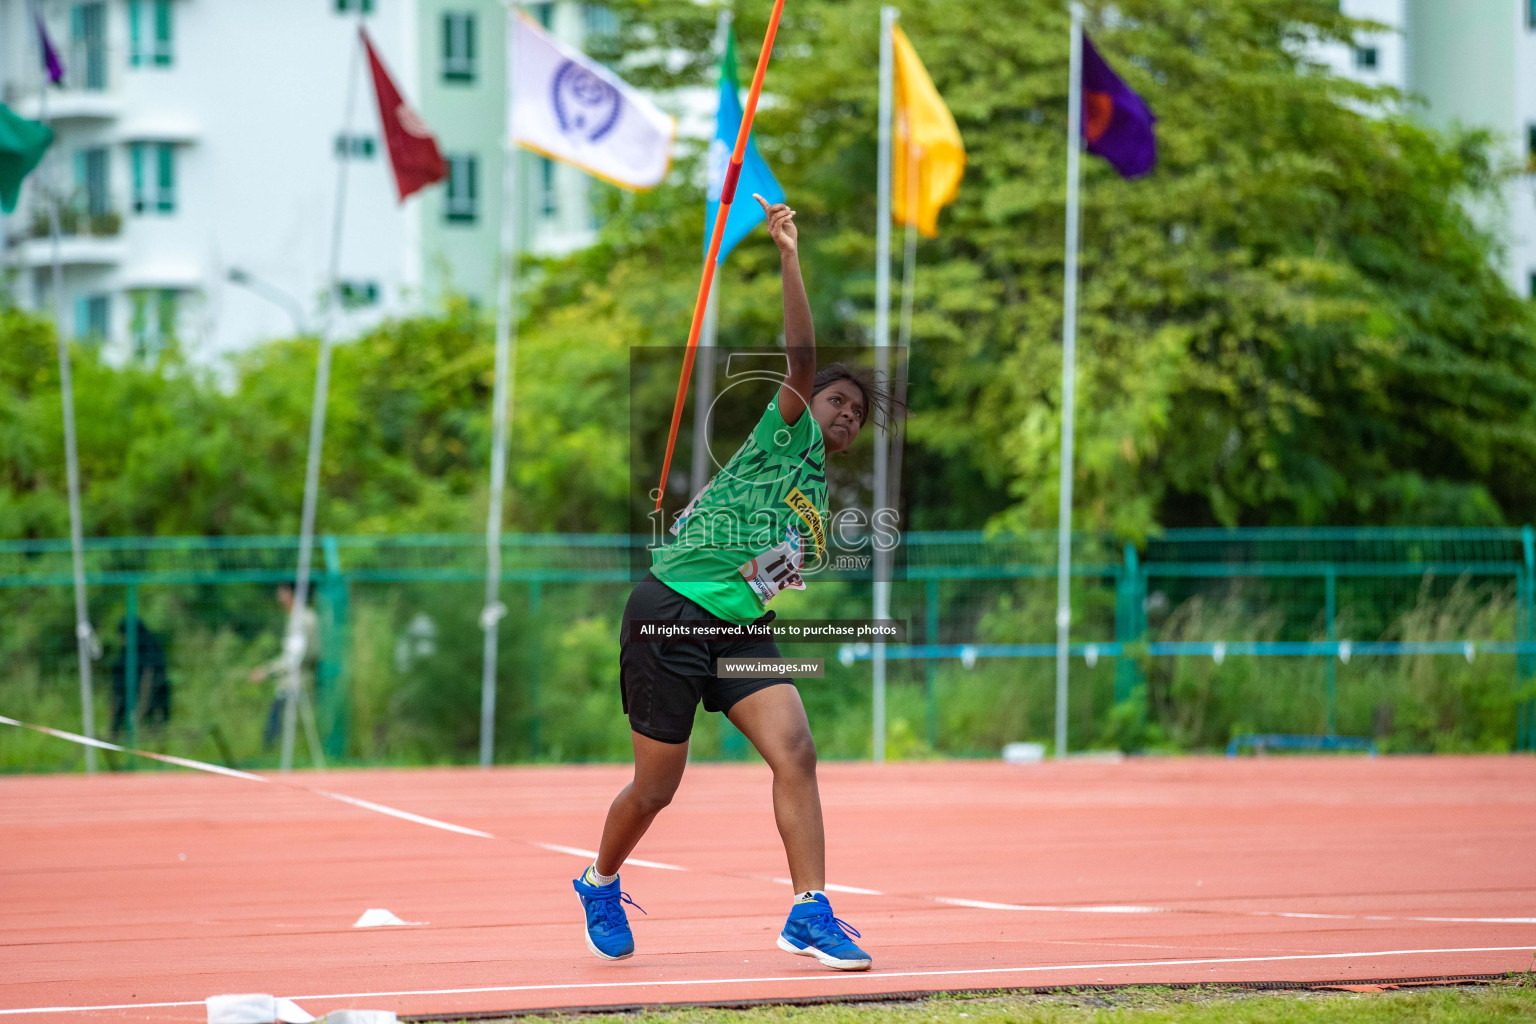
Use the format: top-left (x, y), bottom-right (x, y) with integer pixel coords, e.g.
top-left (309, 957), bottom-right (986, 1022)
top-left (594, 731), bottom-right (690, 876)
top-left (726, 684), bottom-right (824, 893)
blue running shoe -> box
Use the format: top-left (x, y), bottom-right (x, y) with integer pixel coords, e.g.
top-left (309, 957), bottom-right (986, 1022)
top-left (573, 869), bottom-right (645, 960)
top-left (777, 892), bottom-right (872, 971)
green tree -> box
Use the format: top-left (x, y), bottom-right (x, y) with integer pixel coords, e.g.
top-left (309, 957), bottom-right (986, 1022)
top-left (589, 0), bottom-right (1536, 534)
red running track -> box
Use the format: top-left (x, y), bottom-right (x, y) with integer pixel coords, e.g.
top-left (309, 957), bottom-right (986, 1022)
top-left (2, 757), bottom-right (1534, 1021)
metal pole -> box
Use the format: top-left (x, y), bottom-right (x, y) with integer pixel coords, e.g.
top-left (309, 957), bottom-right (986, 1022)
top-left (689, 10), bottom-right (732, 499)
top-left (872, 5), bottom-right (898, 765)
top-left (481, 0), bottom-right (523, 768)
top-left (38, 46), bottom-right (99, 773)
top-left (1053, 2), bottom-right (1085, 761)
top-left (689, 275), bottom-right (719, 497)
top-left (1325, 566), bottom-right (1337, 736)
top-left (124, 583), bottom-right (138, 751)
top-left (282, 17), bottom-right (364, 772)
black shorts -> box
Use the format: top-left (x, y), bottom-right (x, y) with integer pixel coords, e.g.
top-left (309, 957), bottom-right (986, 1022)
top-left (619, 574), bottom-right (789, 744)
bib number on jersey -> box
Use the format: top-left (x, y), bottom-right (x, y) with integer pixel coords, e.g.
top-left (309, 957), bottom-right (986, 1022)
top-left (738, 526), bottom-right (807, 605)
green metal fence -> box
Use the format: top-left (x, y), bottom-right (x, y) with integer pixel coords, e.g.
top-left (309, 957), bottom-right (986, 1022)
top-left (3, 528), bottom-right (1533, 769)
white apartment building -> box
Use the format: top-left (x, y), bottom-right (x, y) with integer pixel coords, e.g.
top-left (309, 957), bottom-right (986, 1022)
top-left (0, 0), bottom-right (602, 363)
top-left (1323, 0), bottom-right (1536, 298)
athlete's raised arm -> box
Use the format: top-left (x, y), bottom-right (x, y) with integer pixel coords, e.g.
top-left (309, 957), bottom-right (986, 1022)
top-left (755, 193), bottom-right (814, 425)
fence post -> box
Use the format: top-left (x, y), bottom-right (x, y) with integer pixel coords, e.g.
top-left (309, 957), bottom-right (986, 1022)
top-left (1325, 565), bottom-right (1337, 737)
top-left (529, 580), bottom-right (542, 759)
top-left (1114, 544), bottom-right (1143, 707)
top-left (124, 582), bottom-right (138, 755)
top-left (1521, 526), bottom-right (1535, 751)
top-left (318, 535), bottom-right (349, 760)
top-left (925, 576), bottom-right (939, 749)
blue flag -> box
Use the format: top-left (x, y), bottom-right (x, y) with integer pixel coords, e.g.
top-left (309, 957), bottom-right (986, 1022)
top-left (704, 26), bottom-right (783, 265)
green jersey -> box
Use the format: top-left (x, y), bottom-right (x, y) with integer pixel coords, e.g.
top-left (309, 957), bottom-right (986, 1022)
top-left (651, 396), bottom-right (829, 623)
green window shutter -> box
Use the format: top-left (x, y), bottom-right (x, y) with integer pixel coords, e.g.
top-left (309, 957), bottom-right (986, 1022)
top-left (127, 0), bottom-right (142, 66)
top-left (73, 150), bottom-right (88, 190)
top-left (157, 290), bottom-right (177, 344)
top-left (156, 144), bottom-right (175, 213)
top-left (130, 144), bottom-right (145, 213)
top-left (466, 14), bottom-right (476, 66)
top-left (74, 297), bottom-right (90, 339)
top-left (130, 291), bottom-right (149, 358)
top-left (154, 0), bottom-right (173, 66)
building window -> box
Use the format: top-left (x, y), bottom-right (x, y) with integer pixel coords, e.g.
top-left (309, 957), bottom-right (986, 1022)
top-left (538, 156), bottom-right (557, 218)
top-left (127, 0), bottom-right (174, 67)
top-left (338, 281), bottom-right (380, 308)
top-left (70, 2), bottom-right (109, 89)
top-left (75, 294), bottom-right (110, 343)
top-left (582, 4), bottom-right (619, 40)
top-left (1528, 0), bottom-right (1536, 30)
top-left (73, 147), bottom-right (111, 216)
top-left (130, 143), bottom-right (176, 214)
top-left (334, 134), bottom-right (376, 159)
top-left (445, 154), bottom-right (478, 224)
top-left (442, 13), bottom-right (477, 82)
top-left (1352, 46), bottom-right (1377, 71)
top-left (129, 289), bottom-right (176, 360)
top-left (335, 0), bottom-right (374, 12)
top-left (532, 2), bottom-right (554, 29)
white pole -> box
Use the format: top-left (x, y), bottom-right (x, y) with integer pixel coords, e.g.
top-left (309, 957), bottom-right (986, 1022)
top-left (281, 18), bottom-right (365, 772)
top-left (1053, 2), bottom-right (1085, 761)
top-left (480, 1), bottom-right (523, 768)
top-left (872, 5), bottom-right (898, 765)
top-left (689, 276), bottom-right (719, 497)
top-left (897, 147), bottom-right (918, 352)
top-left (38, 54), bottom-right (99, 773)
top-left (690, 10), bottom-right (732, 500)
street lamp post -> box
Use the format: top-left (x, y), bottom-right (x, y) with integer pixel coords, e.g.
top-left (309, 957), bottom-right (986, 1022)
top-left (226, 267), bottom-right (309, 336)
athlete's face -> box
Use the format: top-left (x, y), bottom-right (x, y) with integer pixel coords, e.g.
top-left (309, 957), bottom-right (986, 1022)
top-left (811, 380), bottom-right (865, 454)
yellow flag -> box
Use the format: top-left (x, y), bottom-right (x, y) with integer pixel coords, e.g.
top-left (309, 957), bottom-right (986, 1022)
top-left (892, 25), bottom-right (965, 238)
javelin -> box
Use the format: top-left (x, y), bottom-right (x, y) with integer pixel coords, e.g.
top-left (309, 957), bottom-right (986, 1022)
top-left (654, 0), bottom-right (788, 512)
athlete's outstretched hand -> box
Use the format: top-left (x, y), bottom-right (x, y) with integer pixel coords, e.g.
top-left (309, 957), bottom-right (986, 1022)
top-left (755, 193), bottom-right (797, 258)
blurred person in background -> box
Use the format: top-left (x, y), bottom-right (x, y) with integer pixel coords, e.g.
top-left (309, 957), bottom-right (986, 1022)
top-left (247, 584), bottom-right (319, 749)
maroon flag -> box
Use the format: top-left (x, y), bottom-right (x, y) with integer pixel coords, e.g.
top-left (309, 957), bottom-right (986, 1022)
top-left (360, 28), bottom-right (446, 201)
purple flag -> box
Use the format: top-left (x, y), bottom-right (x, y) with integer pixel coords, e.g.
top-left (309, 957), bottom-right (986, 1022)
top-left (1080, 33), bottom-right (1155, 179)
top-left (33, 6), bottom-right (64, 85)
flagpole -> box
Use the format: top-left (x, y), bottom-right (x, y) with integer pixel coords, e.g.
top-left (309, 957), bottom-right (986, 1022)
top-left (872, 4), bottom-right (898, 766)
top-left (690, 9), bottom-right (733, 500)
top-left (36, 36), bottom-right (99, 773)
top-left (1054, 1), bottom-right (1085, 762)
top-left (481, 0), bottom-right (523, 769)
top-left (280, 17), bottom-right (366, 773)
top-left (897, 143), bottom-right (918, 353)
top-left (689, 277), bottom-right (719, 497)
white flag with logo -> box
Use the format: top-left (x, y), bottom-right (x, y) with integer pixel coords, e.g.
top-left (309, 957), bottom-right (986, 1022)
top-left (510, 15), bottom-right (676, 190)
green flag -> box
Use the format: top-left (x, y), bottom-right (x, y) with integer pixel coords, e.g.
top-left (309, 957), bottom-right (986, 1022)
top-left (0, 103), bottom-right (53, 214)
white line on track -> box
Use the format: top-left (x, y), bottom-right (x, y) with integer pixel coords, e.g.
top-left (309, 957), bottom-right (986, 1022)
top-left (310, 789), bottom-right (496, 839)
top-left (3, 946), bottom-right (1531, 1017)
top-left (926, 897), bottom-right (1536, 926)
top-left (767, 877), bottom-right (887, 895)
top-left (529, 842), bottom-right (687, 871)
